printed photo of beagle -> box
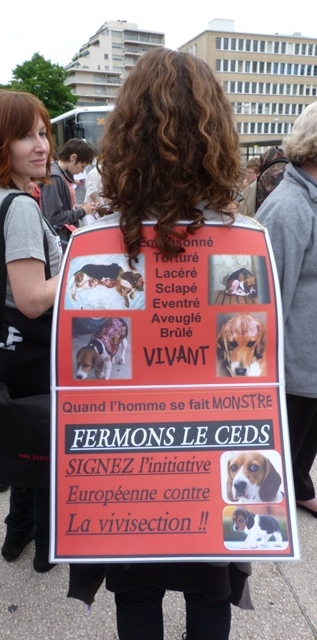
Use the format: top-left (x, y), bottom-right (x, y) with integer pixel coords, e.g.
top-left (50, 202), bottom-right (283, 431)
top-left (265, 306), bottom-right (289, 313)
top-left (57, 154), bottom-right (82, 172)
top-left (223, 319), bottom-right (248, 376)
top-left (65, 254), bottom-right (145, 311)
top-left (225, 451), bottom-right (283, 503)
top-left (225, 268), bottom-right (256, 297)
top-left (217, 313), bottom-right (266, 377)
top-left (232, 507), bottom-right (283, 549)
top-left (75, 317), bottom-right (129, 380)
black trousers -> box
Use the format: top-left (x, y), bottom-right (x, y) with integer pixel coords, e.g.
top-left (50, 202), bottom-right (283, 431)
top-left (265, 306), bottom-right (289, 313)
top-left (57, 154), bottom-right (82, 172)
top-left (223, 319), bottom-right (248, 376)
top-left (115, 585), bottom-right (231, 640)
top-left (286, 394), bottom-right (317, 501)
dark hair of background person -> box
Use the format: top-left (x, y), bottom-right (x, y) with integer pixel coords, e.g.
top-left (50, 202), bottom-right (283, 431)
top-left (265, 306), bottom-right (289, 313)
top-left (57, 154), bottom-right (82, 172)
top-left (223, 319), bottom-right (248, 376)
top-left (98, 47), bottom-right (242, 264)
top-left (0, 90), bottom-right (54, 188)
top-left (58, 138), bottom-right (96, 164)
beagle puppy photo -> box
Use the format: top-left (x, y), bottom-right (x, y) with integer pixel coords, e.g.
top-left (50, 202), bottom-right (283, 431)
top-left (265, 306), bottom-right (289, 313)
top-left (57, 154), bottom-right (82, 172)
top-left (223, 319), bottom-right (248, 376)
top-left (223, 450), bottom-right (284, 504)
top-left (216, 313), bottom-right (267, 377)
top-left (65, 254), bottom-right (145, 311)
top-left (73, 317), bottom-right (131, 380)
top-left (229, 507), bottom-right (285, 550)
top-left (223, 505), bottom-right (288, 551)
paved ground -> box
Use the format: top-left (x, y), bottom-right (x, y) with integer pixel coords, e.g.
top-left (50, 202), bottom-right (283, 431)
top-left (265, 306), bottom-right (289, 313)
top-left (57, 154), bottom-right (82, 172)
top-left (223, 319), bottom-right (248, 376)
top-left (1, 461), bottom-right (317, 639)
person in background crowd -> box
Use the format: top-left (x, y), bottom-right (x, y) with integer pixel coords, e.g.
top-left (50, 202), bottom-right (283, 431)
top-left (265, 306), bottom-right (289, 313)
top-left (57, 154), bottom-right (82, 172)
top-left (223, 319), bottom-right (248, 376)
top-left (242, 157), bottom-right (260, 188)
top-left (67, 47), bottom-right (258, 640)
top-left (41, 138), bottom-right (97, 229)
top-left (255, 101), bottom-right (317, 518)
top-left (0, 90), bottom-right (62, 572)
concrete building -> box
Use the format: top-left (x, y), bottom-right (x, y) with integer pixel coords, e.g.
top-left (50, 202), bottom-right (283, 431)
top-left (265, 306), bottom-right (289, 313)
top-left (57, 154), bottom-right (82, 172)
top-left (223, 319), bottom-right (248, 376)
top-left (65, 20), bottom-right (165, 106)
top-left (179, 19), bottom-right (317, 148)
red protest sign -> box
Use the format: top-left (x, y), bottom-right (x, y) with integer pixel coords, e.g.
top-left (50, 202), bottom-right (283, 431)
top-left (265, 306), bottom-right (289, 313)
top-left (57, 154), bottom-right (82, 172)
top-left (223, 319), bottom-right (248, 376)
top-left (50, 221), bottom-right (299, 562)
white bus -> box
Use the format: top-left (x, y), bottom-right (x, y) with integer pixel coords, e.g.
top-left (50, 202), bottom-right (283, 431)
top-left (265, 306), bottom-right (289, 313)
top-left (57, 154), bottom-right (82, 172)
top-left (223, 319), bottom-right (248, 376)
top-left (51, 106), bottom-right (114, 151)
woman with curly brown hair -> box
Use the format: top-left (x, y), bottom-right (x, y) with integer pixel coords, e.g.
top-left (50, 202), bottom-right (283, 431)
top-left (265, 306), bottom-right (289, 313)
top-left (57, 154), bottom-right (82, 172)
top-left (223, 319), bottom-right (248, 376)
top-left (71, 48), bottom-right (258, 640)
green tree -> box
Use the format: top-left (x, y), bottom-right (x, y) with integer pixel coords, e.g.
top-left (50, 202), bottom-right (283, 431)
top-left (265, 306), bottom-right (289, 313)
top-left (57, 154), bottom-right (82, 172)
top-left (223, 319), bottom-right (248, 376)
top-left (4, 52), bottom-right (77, 118)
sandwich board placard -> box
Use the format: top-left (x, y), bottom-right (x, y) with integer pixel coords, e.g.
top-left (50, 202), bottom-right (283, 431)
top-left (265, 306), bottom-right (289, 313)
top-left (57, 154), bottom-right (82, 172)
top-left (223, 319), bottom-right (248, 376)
top-left (50, 220), bottom-right (299, 563)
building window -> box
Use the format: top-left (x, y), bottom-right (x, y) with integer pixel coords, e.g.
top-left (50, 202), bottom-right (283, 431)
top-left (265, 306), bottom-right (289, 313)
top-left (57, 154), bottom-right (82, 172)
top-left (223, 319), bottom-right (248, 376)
top-left (270, 123), bottom-right (276, 134)
top-left (266, 83), bottom-right (271, 93)
top-left (245, 82), bottom-right (250, 93)
top-left (292, 104), bottom-right (297, 114)
top-left (222, 81), bottom-right (228, 92)
top-left (287, 63), bottom-right (292, 75)
top-left (272, 84), bottom-right (277, 94)
top-left (223, 38), bottom-right (229, 50)
top-left (257, 122), bottom-right (263, 133)
top-left (230, 81), bottom-right (235, 92)
top-left (104, 54), bottom-right (109, 60)
top-left (281, 42), bottom-right (286, 53)
top-left (298, 104), bottom-right (304, 114)
top-left (293, 64), bottom-right (299, 75)
top-left (293, 84), bottom-right (298, 94)
top-left (238, 39), bottom-right (244, 51)
top-left (230, 60), bottom-right (236, 72)
top-left (245, 61), bottom-right (250, 73)
top-left (308, 44), bottom-right (313, 55)
top-left (250, 123), bottom-right (256, 133)
top-left (280, 63), bottom-right (285, 74)
top-left (259, 83), bottom-right (264, 94)
top-left (252, 82), bottom-right (257, 93)
top-left (277, 123), bottom-right (283, 134)
top-left (246, 39), bottom-right (251, 51)
top-left (259, 62), bottom-right (265, 73)
top-left (314, 66), bottom-right (317, 76)
top-left (252, 61), bottom-right (257, 73)
top-left (237, 82), bottom-right (243, 93)
top-left (258, 103), bottom-right (263, 114)
top-left (260, 40), bottom-right (265, 52)
top-left (279, 84), bottom-right (285, 94)
top-left (307, 65), bottom-right (312, 76)
top-left (238, 60), bottom-right (243, 72)
top-left (300, 64), bottom-right (305, 75)
top-left (253, 40), bottom-right (258, 52)
top-left (285, 103), bottom-right (290, 114)
top-left (216, 59), bottom-right (221, 71)
top-left (231, 38), bottom-right (236, 50)
top-left (251, 102), bottom-right (256, 113)
top-left (216, 37), bottom-right (221, 49)
top-left (274, 41), bottom-right (279, 53)
top-left (299, 84), bottom-right (304, 95)
top-left (278, 103), bottom-right (283, 114)
top-left (295, 43), bottom-right (300, 54)
top-left (223, 60), bottom-right (229, 71)
top-left (266, 62), bottom-right (271, 73)
top-left (243, 122), bottom-right (248, 133)
top-left (273, 63), bottom-right (278, 74)
top-left (267, 41), bottom-right (273, 53)
top-left (236, 102), bottom-right (242, 113)
top-left (264, 122), bottom-right (269, 134)
top-left (272, 103), bottom-right (277, 114)
top-left (301, 43), bottom-right (307, 55)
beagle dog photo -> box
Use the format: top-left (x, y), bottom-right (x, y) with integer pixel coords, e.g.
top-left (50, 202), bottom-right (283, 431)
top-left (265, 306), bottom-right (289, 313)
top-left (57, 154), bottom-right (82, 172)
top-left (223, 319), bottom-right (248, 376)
top-left (75, 317), bottom-right (129, 380)
top-left (225, 268), bottom-right (257, 297)
top-left (217, 313), bottom-right (266, 377)
top-left (65, 254), bottom-right (145, 311)
top-left (225, 451), bottom-right (284, 503)
top-left (232, 507), bottom-right (283, 549)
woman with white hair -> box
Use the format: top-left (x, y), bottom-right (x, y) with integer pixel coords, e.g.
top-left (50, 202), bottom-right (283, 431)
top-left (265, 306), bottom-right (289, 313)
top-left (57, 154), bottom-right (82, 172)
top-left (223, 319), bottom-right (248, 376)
top-left (256, 100), bottom-right (317, 518)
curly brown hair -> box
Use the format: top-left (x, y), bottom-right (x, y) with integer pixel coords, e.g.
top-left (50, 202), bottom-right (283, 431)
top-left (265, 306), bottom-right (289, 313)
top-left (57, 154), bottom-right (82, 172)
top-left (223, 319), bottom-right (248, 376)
top-left (98, 48), bottom-right (242, 264)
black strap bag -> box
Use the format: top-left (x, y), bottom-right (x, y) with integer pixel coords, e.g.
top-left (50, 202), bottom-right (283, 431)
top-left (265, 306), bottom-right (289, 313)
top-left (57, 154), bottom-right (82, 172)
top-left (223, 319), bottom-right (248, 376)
top-left (0, 193), bottom-right (52, 488)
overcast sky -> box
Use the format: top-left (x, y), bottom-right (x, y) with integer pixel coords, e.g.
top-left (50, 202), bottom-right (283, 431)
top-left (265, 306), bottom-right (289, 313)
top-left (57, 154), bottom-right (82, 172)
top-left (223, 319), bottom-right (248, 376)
top-left (1, 0), bottom-right (316, 84)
